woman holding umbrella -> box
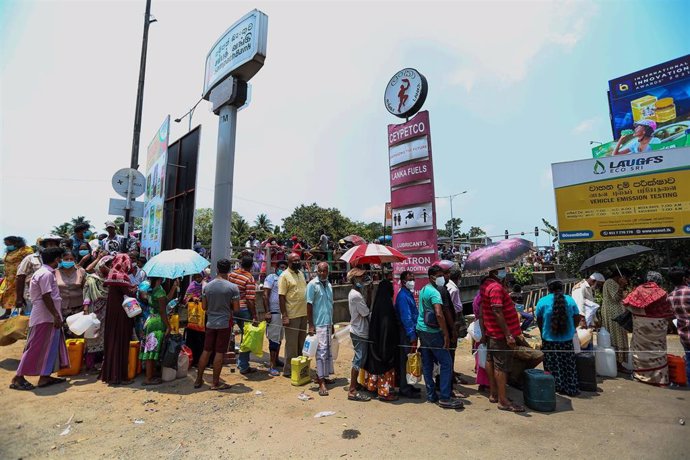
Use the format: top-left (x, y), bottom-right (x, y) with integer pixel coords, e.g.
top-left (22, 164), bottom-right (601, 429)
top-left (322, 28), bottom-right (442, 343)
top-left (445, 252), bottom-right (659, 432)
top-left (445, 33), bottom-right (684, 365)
top-left (600, 268), bottom-right (632, 373)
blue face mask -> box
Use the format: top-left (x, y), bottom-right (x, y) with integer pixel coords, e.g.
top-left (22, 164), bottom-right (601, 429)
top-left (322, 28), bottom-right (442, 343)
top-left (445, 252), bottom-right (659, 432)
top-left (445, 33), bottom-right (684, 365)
top-left (355, 282), bottom-right (363, 289)
top-left (61, 261), bottom-right (76, 269)
top-left (5, 245), bottom-right (16, 252)
top-left (84, 231), bottom-right (92, 238)
top-left (276, 269), bottom-right (284, 276)
top-left (497, 269), bottom-right (507, 280)
top-left (78, 250), bottom-right (89, 257)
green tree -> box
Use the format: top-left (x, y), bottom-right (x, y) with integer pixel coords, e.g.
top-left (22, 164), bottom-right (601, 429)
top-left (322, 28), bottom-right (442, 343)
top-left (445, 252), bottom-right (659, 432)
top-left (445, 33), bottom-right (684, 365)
top-left (194, 208), bottom-right (214, 247)
top-left (70, 216), bottom-right (92, 229)
top-left (254, 214), bottom-right (272, 233)
top-left (444, 218), bottom-right (463, 239)
top-left (113, 217), bottom-right (142, 233)
top-left (231, 212), bottom-right (250, 248)
top-left (468, 226), bottom-right (486, 239)
top-left (282, 203), bottom-right (358, 244)
top-left (52, 222), bottom-right (73, 238)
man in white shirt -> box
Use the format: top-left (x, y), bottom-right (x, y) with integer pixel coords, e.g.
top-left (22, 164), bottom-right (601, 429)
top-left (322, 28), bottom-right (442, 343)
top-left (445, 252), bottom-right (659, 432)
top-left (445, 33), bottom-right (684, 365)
top-left (101, 221), bottom-right (125, 254)
top-left (347, 267), bottom-right (372, 402)
top-left (571, 272), bottom-right (605, 327)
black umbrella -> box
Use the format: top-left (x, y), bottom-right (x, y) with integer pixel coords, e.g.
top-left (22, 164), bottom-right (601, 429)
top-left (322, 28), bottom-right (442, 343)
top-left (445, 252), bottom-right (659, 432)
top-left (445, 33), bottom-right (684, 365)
top-left (579, 244), bottom-right (653, 273)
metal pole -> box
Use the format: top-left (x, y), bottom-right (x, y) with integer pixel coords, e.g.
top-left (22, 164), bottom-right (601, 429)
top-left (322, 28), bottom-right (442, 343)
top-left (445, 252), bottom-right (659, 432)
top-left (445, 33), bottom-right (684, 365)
top-left (210, 104), bottom-right (238, 274)
top-left (125, 0), bottom-right (153, 250)
top-left (449, 195), bottom-right (454, 249)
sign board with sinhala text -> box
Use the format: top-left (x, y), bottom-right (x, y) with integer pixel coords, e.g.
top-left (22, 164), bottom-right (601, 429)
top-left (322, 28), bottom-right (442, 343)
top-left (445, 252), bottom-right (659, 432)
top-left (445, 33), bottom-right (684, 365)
top-left (552, 147), bottom-right (690, 242)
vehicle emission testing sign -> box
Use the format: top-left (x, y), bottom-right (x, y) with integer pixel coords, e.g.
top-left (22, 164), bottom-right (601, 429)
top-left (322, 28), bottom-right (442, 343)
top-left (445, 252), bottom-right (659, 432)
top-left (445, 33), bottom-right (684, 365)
top-left (552, 147), bottom-right (690, 242)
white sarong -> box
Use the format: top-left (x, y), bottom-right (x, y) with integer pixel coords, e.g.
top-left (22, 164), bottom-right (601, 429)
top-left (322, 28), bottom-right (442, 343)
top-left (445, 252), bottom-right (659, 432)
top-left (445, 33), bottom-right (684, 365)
top-left (316, 325), bottom-right (334, 379)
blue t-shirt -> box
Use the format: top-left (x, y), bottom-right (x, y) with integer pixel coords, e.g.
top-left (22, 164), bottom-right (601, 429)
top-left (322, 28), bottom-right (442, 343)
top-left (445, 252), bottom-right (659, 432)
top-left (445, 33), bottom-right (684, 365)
top-left (416, 284), bottom-right (442, 333)
top-left (306, 278), bottom-right (333, 327)
top-left (535, 293), bottom-right (578, 342)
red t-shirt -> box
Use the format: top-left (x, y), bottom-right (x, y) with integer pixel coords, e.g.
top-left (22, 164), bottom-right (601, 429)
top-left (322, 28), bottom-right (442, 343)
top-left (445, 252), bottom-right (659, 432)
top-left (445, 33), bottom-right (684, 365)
top-left (480, 278), bottom-right (522, 339)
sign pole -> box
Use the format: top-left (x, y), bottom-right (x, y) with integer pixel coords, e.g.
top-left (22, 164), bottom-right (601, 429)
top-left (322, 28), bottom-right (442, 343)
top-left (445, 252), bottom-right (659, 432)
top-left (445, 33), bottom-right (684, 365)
top-left (211, 104), bottom-right (238, 273)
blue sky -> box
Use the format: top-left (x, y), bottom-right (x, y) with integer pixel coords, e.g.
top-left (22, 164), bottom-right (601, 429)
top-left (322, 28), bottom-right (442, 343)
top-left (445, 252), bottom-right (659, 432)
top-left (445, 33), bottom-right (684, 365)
top-left (1, 0), bottom-right (689, 246)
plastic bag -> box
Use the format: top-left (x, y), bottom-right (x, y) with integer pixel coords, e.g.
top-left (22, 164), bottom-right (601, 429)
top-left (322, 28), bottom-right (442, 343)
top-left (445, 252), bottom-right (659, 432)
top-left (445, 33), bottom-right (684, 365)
top-left (160, 333), bottom-right (184, 369)
top-left (0, 314), bottom-right (29, 346)
top-left (186, 300), bottom-right (205, 332)
top-left (467, 320), bottom-right (482, 342)
top-left (176, 351), bottom-right (189, 379)
top-left (330, 335), bottom-right (339, 361)
top-left (476, 343), bottom-right (487, 369)
top-left (406, 352), bottom-right (422, 385)
top-left (302, 334), bottom-right (317, 358)
top-left (240, 321), bottom-right (266, 358)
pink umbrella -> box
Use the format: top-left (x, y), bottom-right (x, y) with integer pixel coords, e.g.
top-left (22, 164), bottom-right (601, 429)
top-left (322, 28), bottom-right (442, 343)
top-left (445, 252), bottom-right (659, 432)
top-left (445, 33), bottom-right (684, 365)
top-left (340, 243), bottom-right (407, 266)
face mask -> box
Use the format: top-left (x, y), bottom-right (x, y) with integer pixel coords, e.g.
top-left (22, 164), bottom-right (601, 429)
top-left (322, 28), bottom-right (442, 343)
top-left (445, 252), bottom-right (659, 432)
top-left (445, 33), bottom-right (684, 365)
top-left (405, 280), bottom-right (415, 291)
top-left (5, 245), bottom-right (16, 252)
top-left (290, 263), bottom-right (302, 271)
top-left (497, 269), bottom-right (507, 280)
top-left (84, 231), bottom-right (92, 238)
top-left (61, 261), bottom-right (75, 269)
top-left (79, 250), bottom-right (89, 257)
top-left (276, 269), bottom-right (284, 276)
top-left (355, 282), bottom-right (363, 289)
top-left (435, 276), bottom-right (446, 287)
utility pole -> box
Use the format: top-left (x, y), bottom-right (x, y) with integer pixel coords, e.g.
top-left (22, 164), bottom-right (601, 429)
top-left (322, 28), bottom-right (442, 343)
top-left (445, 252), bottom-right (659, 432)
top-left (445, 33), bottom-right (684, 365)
top-left (125, 0), bottom-right (155, 244)
top-left (436, 191), bottom-right (467, 249)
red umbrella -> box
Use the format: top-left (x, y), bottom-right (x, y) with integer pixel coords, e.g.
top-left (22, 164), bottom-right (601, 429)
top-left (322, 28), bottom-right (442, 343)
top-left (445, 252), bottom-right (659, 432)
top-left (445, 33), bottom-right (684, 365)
top-left (342, 234), bottom-right (367, 245)
top-left (339, 243), bottom-right (407, 266)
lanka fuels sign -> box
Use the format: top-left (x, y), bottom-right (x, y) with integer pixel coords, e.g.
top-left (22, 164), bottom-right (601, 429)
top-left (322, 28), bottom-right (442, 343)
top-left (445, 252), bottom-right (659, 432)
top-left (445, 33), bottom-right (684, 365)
top-left (552, 148), bottom-right (690, 242)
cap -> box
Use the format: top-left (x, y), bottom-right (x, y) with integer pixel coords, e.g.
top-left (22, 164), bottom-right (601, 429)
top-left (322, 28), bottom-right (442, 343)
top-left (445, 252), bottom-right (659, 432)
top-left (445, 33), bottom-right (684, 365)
top-left (347, 267), bottom-right (366, 281)
top-left (589, 272), bottom-right (605, 282)
top-left (634, 119), bottom-right (657, 131)
top-left (105, 221), bottom-right (116, 229)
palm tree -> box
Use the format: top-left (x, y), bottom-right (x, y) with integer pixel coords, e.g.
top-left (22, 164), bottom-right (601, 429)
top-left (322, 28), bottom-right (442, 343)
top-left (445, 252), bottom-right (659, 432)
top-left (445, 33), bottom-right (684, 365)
top-left (52, 223), bottom-right (73, 238)
top-left (231, 215), bottom-right (250, 239)
top-left (70, 216), bottom-right (92, 229)
top-left (254, 214), bottom-right (272, 233)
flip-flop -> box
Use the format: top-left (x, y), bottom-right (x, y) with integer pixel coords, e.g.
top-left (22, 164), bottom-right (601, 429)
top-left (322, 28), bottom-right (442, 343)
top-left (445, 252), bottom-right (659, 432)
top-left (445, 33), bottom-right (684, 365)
top-left (497, 404), bottom-right (525, 413)
top-left (489, 396), bottom-right (513, 404)
top-left (347, 392), bottom-right (371, 402)
top-left (318, 388), bottom-right (329, 397)
top-left (9, 380), bottom-right (35, 391)
top-left (452, 390), bottom-right (468, 398)
top-left (194, 381), bottom-right (203, 389)
top-left (210, 383), bottom-right (233, 391)
top-left (37, 377), bottom-right (66, 388)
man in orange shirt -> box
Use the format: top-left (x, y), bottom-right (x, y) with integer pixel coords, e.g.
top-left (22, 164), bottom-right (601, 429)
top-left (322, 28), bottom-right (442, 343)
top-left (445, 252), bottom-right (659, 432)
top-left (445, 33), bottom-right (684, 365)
top-left (228, 255), bottom-right (258, 375)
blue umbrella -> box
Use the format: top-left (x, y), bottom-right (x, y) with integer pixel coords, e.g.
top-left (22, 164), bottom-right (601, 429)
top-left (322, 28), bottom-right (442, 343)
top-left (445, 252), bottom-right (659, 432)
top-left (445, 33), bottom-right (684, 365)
top-left (142, 249), bottom-right (210, 279)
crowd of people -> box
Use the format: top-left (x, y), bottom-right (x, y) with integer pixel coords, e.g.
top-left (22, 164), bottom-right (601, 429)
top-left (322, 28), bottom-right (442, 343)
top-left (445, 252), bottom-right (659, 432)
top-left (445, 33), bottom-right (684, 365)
top-left (2, 228), bottom-right (689, 411)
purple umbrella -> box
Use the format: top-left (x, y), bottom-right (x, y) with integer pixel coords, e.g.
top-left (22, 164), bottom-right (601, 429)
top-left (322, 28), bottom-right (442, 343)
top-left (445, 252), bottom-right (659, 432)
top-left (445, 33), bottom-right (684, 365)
top-left (463, 238), bottom-right (534, 274)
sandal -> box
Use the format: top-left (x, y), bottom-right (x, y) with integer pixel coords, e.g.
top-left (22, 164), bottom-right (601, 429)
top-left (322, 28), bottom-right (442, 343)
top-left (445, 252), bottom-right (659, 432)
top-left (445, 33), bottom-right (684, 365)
top-left (269, 368), bottom-right (280, 377)
top-left (324, 378), bottom-right (336, 385)
top-left (194, 381), bottom-right (203, 389)
top-left (37, 377), bottom-right (66, 388)
top-left (210, 383), bottom-right (233, 391)
top-left (9, 380), bottom-right (35, 391)
top-left (318, 388), bottom-right (329, 397)
top-left (379, 395), bottom-right (398, 402)
top-left (452, 390), bottom-right (468, 398)
top-left (347, 392), bottom-right (371, 402)
top-left (497, 403), bottom-right (525, 413)
top-left (142, 378), bottom-right (162, 386)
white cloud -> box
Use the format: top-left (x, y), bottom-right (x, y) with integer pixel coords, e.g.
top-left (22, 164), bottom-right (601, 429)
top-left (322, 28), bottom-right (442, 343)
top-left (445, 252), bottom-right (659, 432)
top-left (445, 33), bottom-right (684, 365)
top-left (447, 68), bottom-right (476, 93)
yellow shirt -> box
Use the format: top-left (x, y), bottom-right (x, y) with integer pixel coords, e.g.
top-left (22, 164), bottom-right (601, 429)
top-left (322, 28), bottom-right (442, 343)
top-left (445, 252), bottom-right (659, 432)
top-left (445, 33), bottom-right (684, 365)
top-left (278, 269), bottom-right (307, 318)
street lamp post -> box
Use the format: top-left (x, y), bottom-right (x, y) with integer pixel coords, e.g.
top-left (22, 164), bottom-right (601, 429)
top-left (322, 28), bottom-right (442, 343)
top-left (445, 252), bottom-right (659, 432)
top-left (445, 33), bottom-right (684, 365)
top-left (436, 191), bottom-right (467, 249)
top-left (174, 97), bottom-right (203, 132)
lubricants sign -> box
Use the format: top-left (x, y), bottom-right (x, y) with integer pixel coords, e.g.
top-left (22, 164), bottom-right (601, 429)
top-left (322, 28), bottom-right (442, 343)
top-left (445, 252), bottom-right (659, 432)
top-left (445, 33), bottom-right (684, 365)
top-left (552, 147), bottom-right (690, 242)
top-left (388, 110), bottom-right (438, 292)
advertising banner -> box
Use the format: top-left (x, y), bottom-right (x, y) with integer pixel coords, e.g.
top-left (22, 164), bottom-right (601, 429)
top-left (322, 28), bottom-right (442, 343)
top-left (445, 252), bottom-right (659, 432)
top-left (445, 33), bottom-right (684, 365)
top-left (600, 55), bottom-right (690, 158)
top-left (141, 116), bottom-right (170, 258)
top-left (552, 148), bottom-right (690, 242)
top-left (384, 202), bottom-right (392, 227)
top-left (388, 110), bottom-right (438, 285)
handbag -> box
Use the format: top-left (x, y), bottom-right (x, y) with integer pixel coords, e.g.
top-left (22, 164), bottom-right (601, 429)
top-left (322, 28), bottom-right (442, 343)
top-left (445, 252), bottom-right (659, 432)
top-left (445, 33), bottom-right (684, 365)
top-left (612, 310), bottom-right (633, 333)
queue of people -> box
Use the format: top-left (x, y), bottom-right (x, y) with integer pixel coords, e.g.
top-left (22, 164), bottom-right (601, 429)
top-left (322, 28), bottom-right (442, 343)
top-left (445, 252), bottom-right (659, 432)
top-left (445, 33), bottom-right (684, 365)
top-left (4, 229), bottom-right (690, 406)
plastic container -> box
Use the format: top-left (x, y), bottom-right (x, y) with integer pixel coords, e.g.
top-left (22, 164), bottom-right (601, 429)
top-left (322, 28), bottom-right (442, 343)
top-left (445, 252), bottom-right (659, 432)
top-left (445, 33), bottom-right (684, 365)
top-left (66, 312), bottom-right (98, 336)
top-left (668, 354), bottom-right (687, 385)
top-left (128, 341), bottom-right (140, 381)
top-left (596, 328), bottom-right (611, 348)
top-left (334, 325), bottom-right (351, 344)
top-left (630, 95), bottom-right (657, 122)
top-left (290, 356), bottom-right (311, 386)
top-left (595, 346), bottom-right (617, 378)
top-left (58, 339), bottom-right (84, 377)
top-left (302, 335), bottom-right (318, 358)
top-left (330, 335), bottom-right (340, 361)
top-left (576, 352), bottom-right (597, 392)
top-left (83, 317), bottom-right (101, 339)
top-left (122, 296), bottom-right (142, 318)
top-left (655, 97), bottom-right (676, 123)
top-left (522, 369), bottom-right (556, 412)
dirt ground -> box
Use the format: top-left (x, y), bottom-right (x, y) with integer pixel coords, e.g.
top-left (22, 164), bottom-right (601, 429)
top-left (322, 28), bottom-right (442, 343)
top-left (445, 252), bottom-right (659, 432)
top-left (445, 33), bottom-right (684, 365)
top-left (0, 330), bottom-right (688, 460)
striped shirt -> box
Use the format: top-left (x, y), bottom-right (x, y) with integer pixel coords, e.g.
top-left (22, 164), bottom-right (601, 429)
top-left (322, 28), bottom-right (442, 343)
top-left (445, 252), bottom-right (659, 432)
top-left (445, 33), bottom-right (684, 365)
top-left (480, 278), bottom-right (522, 339)
top-left (227, 269), bottom-right (256, 310)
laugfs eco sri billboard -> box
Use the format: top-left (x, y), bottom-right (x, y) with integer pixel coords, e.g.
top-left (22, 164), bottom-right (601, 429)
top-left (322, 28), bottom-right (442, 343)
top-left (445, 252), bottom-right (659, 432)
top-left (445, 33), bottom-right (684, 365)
top-left (388, 110), bottom-right (438, 294)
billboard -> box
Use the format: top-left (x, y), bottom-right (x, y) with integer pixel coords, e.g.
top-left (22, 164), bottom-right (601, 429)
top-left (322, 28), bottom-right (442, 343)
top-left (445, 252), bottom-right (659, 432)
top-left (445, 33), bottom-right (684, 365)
top-left (599, 55), bottom-right (690, 158)
top-left (388, 111), bottom-right (438, 286)
top-left (552, 148), bottom-right (690, 243)
top-left (141, 116), bottom-right (170, 258)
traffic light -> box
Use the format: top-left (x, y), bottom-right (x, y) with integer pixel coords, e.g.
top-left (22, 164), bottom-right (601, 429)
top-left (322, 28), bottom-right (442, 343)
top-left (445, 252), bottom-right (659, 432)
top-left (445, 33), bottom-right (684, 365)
top-left (535, 226), bottom-right (539, 237)
top-left (504, 230), bottom-right (509, 239)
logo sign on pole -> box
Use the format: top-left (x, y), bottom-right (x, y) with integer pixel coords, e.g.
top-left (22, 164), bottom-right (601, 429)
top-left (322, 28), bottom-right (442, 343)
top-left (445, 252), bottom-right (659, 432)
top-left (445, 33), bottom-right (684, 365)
top-left (111, 168), bottom-right (146, 199)
top-left (384, 202), bottom-right (393, 227)
top-left (203, 9), bottom-right (268, 99)
top-left (552, 147), bottom-right (690, 242)
top-left (384, 68), bottom-right (428, 119)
